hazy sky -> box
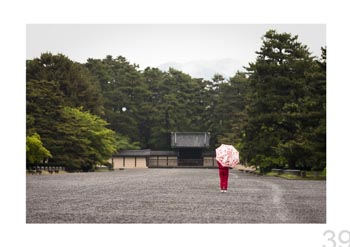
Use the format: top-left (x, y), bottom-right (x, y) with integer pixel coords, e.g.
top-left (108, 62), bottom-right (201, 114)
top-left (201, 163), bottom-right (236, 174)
top-left (27, 24), bottom-right (326, 79)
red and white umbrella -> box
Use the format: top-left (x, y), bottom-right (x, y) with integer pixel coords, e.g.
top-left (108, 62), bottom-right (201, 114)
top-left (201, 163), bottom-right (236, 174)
top-left (216, 144), bottom-right (240, 167)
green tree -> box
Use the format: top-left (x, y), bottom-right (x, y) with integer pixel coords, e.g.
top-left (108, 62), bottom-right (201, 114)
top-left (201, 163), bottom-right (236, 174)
top-left (141, 67), bottom-right (170, 149)
top-left (201, 73), bottom-right (249, 149)
top-left (216, 72), bottom-right (250, 155)
top-left (162, 68), bottom-right (206, 133)
top-left (147, 68), bottom-right (209, 149)
top-left (85, 55), bottom-right (149, 146)
top-left (26, 78), bottom-right (133, 171)
top-left (301, 47), bottom-right (326, 170)
top-left (274, 48), bottom-right (326, 171)
top-left (26, 133), bottom-right (52, 164)
top-left (115, 133), bottom-right (141, 150)
top-left (244, 30), bottom-right (320, 171)
top-left (202, 74), bottom-right (225, 148)
top-left (27, 53), bottom-right (104, 116)
top-left (26, 79), bottom-right (65, 157)
top-left (55, 107), bottom-right (118, 171)
top-left (86, 57), bottom-right (210, 150)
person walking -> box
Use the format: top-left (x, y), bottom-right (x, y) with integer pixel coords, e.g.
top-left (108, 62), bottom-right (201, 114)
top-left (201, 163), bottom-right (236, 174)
top-left (215, 144), bottom-right (239, 193)
top-left (217, 160), bottom-right (229, 192)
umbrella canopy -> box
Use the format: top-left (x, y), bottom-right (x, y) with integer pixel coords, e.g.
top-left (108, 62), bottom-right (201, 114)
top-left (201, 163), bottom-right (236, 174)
top-left (215, 144), bottom-right (240, 167)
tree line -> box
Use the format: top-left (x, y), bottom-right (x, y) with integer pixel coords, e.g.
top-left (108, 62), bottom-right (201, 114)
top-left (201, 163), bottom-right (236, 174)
top-left (26, 30), bottom-right (326, 172)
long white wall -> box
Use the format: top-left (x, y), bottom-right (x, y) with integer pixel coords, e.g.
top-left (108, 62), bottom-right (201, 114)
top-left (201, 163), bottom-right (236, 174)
top-left (110, 157), bottom-right (147, 169)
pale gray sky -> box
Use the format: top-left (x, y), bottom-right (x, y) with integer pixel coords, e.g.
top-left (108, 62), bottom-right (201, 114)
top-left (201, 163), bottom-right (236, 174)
top-left (27, 24), bottom-right (326, 79)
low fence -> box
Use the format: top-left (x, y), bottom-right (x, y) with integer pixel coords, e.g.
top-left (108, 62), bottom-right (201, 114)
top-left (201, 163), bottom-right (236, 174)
top-left (203, 157), bottom-right (216, 167)
top-left (178, 159), bottom-right (203, 166)
top-left (271, 169), bottom-right (302, 176)
top-left (271, 169), bottom-right (324, 178)
top-left (148, 156), bottom-right (217, 168)
top-left (111, 157), bottom-right (148, 169)
top-left (148, 156), bottom-right (178, 167)
top-left (27, 164), bottom-right (65, 174)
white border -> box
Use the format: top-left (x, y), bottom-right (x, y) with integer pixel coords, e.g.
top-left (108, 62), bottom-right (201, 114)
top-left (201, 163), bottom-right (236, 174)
top-left (1, 0), bottom-right (349, 247)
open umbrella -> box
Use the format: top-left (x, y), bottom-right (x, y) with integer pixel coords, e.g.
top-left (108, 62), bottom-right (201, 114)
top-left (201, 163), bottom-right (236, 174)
top-left (216, 144), bottom-right (240, 167)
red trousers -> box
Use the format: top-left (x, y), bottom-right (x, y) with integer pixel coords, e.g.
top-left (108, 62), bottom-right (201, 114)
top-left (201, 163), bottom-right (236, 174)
top-left (218, 162), bottom-right (229, 190)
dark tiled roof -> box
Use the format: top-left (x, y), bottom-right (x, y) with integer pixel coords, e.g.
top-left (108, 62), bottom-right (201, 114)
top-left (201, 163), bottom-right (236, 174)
top-left (171, 132), bottom-right (210, 148)
top-left (114, 149), bottom-right (178, 157)
top-left (150, 150), bottom-right (178, 156)
top-left (114, 147), bottom-right (214, 157)
top-left (114, 149), bottom-right (151, 157)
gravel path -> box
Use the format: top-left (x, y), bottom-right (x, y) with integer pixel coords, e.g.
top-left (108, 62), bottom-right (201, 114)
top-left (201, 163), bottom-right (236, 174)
top-left (26, 169), bottom-right (326, 223)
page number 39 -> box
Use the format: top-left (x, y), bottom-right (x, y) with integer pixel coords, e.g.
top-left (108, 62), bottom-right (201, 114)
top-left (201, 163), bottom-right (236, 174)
top-left (323, 230), bottom-right (350, 247)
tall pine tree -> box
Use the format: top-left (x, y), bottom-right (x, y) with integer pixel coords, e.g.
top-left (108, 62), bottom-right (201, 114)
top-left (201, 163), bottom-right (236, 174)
top-left (244, 30), bottom-right (320, 171)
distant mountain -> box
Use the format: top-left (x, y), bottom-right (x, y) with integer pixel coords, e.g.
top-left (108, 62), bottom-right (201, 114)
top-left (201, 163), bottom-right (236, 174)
top-left (157, 58), bottom-right (244, 80)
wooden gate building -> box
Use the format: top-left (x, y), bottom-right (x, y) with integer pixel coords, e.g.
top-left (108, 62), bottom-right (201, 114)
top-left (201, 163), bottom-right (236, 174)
top-left (110, 132), bottom-right (216, 168)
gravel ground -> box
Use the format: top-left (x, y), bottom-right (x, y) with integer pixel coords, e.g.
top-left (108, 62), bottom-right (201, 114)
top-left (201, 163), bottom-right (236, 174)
top-left (26, 169), bottom-right (326, 223)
